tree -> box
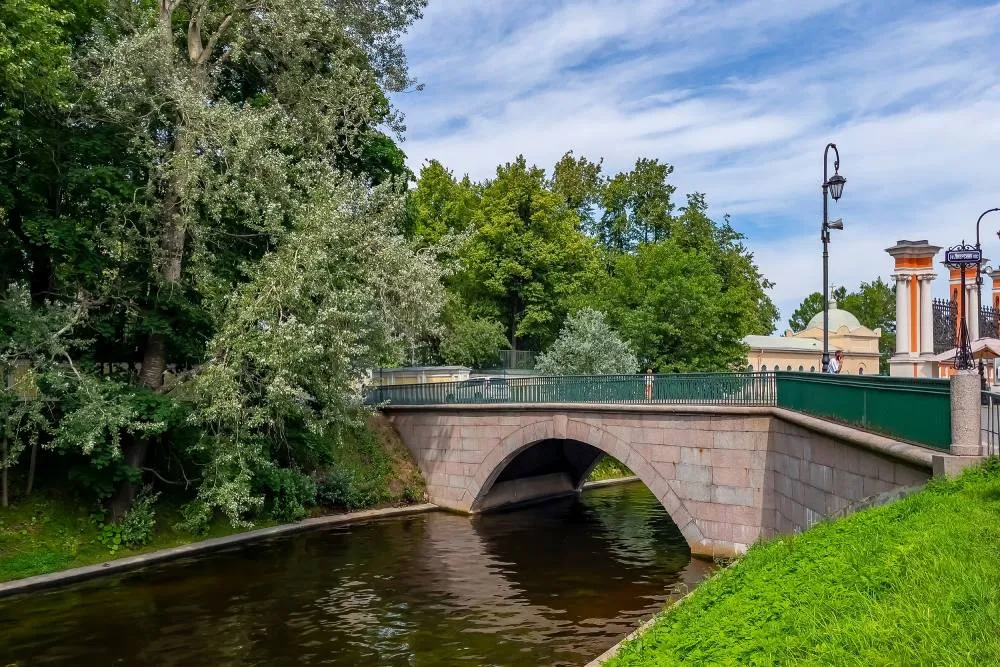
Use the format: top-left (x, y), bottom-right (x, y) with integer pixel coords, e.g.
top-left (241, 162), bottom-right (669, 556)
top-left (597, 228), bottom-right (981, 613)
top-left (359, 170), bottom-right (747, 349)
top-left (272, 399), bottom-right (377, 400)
top-left (841, 278), bottom-right (896, 373)
top-left (454, 156), bottom-right (601, 350)
top-left (597, 158), bottom-right (675, 254)
top-left (550, 151), bottom-right (605, 229)
top-left (405, 159), bottom-right (477, 246)
top-left (438, 297), bottom-right (509, 370)
top-left (536, 308), bottom-right (637, 375)
top-left (597, 240), bottom-right (758, 372)
top-left (1, 0), bottom-right (435, 522)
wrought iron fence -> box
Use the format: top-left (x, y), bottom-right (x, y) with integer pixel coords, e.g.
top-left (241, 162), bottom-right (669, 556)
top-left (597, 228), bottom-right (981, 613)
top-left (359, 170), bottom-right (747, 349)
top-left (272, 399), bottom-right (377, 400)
top-left (982, 391), bottom-right (1000, 456)
top-left (367, 372), bottom-right (777, 406)
top-left (981, 305), bottom-right (999, 340)
top-left (933, 298), bottom-right (957, 354)
top-left (775, 372), bottom-right (952, 450)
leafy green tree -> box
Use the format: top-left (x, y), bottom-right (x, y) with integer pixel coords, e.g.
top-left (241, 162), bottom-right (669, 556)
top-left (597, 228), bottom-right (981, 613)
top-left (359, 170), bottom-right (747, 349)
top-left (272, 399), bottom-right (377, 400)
top-left (598, 240), bottom-right (757, 371)
top-left (405, 159), bottom-right (477, 246)
top-left (536, 308), bottom-right (637, 375)
top-left (438, 297), bottom-right (510, 369)
top-left (550, 151), bottom-right (605, 229)
top-left (455, 156), bottom-right (601, 350)
top-left (597, 158), bottom-right (675, 253)
top-left (1, 0), bottom-right (436, 523)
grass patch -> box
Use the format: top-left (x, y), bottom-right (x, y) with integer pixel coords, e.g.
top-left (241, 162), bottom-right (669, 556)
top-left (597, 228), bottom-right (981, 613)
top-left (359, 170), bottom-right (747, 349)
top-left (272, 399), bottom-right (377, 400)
top-left (588, 455), bottom-right (634, 482)
top-left (607, 459), bottom-right (1000, 666)
top-left (0, 415), bottom-right (425, 583)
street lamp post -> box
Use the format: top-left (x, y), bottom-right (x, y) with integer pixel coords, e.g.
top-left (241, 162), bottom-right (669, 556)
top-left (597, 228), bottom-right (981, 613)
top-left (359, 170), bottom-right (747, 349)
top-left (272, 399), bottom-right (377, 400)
top-left (821, 143), bottom-right (846, 373)
top-left (975, 208), bottom-right (1000, 380)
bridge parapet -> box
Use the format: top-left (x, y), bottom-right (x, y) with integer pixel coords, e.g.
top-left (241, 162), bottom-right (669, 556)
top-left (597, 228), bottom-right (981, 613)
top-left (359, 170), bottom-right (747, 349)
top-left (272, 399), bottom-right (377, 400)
top-left (370, 372), bottom-right (953, 451)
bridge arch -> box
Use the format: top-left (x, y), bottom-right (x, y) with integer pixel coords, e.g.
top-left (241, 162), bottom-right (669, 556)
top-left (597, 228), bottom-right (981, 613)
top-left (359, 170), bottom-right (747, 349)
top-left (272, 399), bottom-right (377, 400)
top-left (468, 414), bottom-right (706, 549)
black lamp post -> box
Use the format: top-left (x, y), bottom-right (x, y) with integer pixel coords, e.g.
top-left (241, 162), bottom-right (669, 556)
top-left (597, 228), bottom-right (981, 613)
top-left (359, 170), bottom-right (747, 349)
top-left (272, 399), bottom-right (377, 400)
top-left (975, 208), bottom-right (1000, 380)
top-left (821, 143), bottom-right (846, 373)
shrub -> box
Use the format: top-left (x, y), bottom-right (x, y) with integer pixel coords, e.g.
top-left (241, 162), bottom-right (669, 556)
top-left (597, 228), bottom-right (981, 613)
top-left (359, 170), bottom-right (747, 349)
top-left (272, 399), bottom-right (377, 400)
top-left (257, 466), bottom-right (316, 523)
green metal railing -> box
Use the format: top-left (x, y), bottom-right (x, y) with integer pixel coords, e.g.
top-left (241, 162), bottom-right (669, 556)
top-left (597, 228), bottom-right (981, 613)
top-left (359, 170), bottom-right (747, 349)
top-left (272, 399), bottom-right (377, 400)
top-left (367, 372), bottom-right (776, 406)
top-left (774, 372), bottom-right (951, 450)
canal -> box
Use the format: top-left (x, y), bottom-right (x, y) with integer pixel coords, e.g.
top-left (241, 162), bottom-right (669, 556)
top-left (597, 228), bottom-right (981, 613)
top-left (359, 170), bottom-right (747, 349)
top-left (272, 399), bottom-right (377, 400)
top-left (0, 482), bottom-right (712, 666)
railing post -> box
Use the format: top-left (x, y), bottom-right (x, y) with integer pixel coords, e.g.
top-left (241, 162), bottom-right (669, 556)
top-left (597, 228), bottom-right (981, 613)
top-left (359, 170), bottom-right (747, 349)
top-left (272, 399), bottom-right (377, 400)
top-left (949, 369), bottom-right (982, 457)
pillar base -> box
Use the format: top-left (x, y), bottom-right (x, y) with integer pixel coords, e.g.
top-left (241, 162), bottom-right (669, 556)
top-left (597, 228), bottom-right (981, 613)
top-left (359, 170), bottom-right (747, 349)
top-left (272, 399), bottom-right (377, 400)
top-left (950, 370), bottom-right (983, 457)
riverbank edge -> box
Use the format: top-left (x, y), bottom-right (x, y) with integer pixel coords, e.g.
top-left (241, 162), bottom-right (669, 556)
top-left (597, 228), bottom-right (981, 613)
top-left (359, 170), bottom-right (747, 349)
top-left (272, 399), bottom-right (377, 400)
top-left (0, 503), bottom-right (438, 599)
top-left (584, 583), bottom-right (702, 667)
top-left (582, 476), bottom-right (640, 489)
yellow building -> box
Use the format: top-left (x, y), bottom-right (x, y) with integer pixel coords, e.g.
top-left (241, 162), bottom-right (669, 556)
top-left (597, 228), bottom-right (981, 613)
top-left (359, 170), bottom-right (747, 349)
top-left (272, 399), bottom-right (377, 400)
top-left (744, 301), bottom-right (881, 375)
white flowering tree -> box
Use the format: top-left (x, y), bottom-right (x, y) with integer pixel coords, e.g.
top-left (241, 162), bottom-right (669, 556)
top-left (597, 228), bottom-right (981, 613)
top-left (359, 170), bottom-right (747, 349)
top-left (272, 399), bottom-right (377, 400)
top-left (536, 309), bottom-right (638, 376)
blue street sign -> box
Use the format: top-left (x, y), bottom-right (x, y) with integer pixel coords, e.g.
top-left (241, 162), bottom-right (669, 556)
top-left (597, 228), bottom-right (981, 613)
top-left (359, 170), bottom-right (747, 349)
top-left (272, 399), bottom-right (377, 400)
top-left (946, 248), bottom-right (982, 265)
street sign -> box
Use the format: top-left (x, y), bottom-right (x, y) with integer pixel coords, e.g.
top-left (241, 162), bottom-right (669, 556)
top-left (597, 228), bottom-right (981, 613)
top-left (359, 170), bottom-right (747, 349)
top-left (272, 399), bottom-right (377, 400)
top-left (945, 248), bottom-right (982, 265)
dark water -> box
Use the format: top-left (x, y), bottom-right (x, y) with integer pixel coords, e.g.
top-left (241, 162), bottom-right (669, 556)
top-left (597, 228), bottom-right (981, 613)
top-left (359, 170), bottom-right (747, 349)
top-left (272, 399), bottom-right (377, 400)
top-left (0, 482), bottom-right (712, 666)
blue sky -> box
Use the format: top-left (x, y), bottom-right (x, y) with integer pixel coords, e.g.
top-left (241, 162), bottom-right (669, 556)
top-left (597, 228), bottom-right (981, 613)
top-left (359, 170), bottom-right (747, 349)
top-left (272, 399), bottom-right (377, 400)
top-left (393, 0), bottom-right (1000, 330)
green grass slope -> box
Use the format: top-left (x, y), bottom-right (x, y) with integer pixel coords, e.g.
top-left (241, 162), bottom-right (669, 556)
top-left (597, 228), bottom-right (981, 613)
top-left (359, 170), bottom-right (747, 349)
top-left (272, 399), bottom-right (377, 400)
top-left (608, 460), bottom-right (1000, 666)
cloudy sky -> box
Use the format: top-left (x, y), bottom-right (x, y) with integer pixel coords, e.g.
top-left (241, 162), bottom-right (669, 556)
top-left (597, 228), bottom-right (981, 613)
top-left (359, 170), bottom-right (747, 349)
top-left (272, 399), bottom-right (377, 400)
top-left (392, 0), bottom-right (1000, 330)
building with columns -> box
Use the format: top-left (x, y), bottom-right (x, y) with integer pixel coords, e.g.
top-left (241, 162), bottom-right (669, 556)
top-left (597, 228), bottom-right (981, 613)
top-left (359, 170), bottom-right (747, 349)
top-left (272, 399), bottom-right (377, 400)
top-left (886, 240), bottom-right (941, 378)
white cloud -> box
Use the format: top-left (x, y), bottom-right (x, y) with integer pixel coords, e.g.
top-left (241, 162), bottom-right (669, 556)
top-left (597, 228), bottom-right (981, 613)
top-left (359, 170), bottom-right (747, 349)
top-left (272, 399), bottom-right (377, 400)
top-left (395, 0), bottom-right (1000, 329)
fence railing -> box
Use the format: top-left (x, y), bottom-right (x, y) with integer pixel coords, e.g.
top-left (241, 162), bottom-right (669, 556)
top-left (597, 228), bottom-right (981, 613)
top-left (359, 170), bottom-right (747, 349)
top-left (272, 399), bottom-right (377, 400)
top-left (366, 372), bottom-right (776, 406)
top-left (775, 372), bottom-right (951, 450)
top-left (368, 371), bottom-right (954, 451)
top-left (981, 391), bottom-right (1000, 457)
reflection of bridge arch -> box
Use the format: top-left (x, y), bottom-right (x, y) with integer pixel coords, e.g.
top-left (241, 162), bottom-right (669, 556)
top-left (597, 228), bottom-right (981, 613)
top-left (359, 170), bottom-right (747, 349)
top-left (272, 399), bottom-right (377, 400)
top-left (469, 416), bottom-right (706, 550)
top-left (387, 404), bottom-right (934, 557)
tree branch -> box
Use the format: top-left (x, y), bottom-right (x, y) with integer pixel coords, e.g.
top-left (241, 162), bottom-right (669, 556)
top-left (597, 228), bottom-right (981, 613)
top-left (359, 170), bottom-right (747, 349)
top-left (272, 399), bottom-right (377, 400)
top-left (198, 12), bottom-right (234, 65)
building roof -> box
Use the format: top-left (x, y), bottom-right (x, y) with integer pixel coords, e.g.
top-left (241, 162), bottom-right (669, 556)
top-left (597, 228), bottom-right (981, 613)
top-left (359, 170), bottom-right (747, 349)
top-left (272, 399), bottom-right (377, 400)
top-left (743, 335), bottom-right (840, 352)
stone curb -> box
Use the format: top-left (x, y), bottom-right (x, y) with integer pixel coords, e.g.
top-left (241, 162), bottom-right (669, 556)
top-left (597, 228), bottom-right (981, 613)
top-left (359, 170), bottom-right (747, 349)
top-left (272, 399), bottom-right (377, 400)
top-left (583, 581), bottom-right (704, 667)
top-left (582, 476), bottom-right (641, 489)
top-left (0, 503), bottom-right (438, 600)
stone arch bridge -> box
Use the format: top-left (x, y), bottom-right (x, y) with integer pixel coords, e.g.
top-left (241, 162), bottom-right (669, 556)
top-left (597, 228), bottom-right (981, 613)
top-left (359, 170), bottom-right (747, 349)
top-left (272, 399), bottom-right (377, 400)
top-left (384, 403), bottom-right (943, 557)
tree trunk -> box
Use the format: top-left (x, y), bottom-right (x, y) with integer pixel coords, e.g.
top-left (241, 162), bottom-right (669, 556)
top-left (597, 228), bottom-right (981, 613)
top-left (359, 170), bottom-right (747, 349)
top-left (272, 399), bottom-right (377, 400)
top-left (25, 440), bottom-right (37, 496)
top-left (2, 432), bottom-right (8, 509)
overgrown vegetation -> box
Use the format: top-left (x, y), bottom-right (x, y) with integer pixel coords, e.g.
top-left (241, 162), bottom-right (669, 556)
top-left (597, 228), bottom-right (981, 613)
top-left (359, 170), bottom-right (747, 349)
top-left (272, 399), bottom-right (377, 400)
top-left (0, 416), bottom-right (422, 582)
top-left (607, 460), bottom-right (1000, 666)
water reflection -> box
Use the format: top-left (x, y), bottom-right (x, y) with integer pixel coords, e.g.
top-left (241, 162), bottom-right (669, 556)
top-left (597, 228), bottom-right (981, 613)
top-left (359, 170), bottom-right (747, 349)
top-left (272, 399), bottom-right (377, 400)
top-left (0, 482), bottom-right (713, 666)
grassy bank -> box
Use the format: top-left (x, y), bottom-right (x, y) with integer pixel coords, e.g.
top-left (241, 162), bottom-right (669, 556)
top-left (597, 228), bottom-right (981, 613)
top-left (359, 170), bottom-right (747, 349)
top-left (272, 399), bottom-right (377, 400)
top-left (608, 460), bottom-right (1000, 666)
top-left (0, 416), bottom-right (424, 583)
top-left (588, 455), bottom-right (634, 482)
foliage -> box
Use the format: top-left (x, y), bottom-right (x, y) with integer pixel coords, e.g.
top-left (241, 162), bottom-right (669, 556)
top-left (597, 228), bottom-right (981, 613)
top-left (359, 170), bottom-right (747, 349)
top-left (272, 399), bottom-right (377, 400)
top-left (0, 0), bottom-right (438, 525)
top-left (597, 158), bottom-right (676, 253)
top-left (405, 159), bottom-right (478, 246)
top-left (453, 156), bottom-right (602, 350)
top-left (255, 467), bottom-right (316, 523)
top-left (536, 309), bottom-right (638, 375)
top-left (438, 297), bottom-right (510, 369)
top-left (550, 150), bottom-right (605, 228)
top-left (609, 460), bottom-right (1000, 666)
top-left (93, 486), bottom-right (160, 553)
top-left (788, 286), bottom-right (848, 332)
top-left (587, 456), bottom-right (633, 482)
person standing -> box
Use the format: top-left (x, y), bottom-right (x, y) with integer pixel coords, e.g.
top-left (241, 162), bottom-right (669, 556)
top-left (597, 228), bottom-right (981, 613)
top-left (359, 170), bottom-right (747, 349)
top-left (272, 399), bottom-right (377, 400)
top-left (644, 369), bottom-right (654, 400)
top-left (828, 350), bottom-right (844, 374)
